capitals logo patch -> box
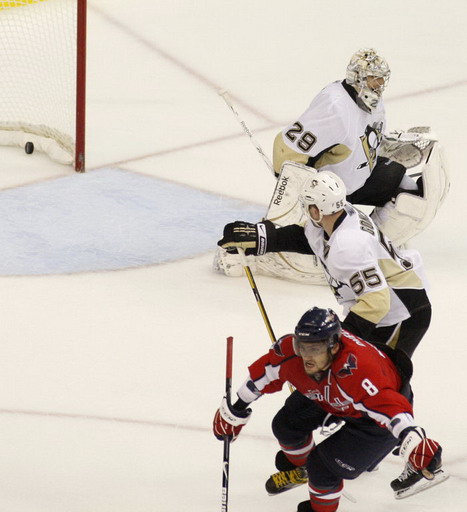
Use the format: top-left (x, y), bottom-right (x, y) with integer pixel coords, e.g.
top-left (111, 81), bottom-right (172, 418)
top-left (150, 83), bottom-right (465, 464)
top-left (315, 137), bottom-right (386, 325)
top-left (337, 353), bottom-right (358, 377)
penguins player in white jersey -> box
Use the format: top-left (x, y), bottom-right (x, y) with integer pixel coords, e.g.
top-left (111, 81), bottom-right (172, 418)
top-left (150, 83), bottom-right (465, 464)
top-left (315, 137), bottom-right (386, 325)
top-left (218, 171), bottom-right (431, 359)
top-left (273, 48), bottom-right (417, 205)
top-left (214, 49), bottom-right (449, 284)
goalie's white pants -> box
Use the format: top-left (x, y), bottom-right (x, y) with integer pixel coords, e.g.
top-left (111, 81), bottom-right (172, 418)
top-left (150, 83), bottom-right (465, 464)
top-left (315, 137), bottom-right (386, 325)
top-left (371, 143), bottom-right (450, 246)
top-left (213, 247), bottom-right (327, 286)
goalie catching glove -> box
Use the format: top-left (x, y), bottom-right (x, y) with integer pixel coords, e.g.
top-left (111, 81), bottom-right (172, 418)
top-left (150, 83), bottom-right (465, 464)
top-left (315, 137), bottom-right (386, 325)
top-left (398, 426), bottom-right (442, 478)
top-left (213, 396), bottom-right (252, 442)
top-left (379, 126), bottom-right (437, 169)
top-left (384, 126), bottom-right (435, 145)
top-left (218, 221), bottom-right (274, 256)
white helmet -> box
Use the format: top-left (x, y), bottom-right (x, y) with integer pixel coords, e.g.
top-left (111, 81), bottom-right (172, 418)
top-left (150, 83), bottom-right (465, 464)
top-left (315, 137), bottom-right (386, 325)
top-left (299, 171), bottom-right (346, 222)
top-left (346, 48), bottom-right (390, 113)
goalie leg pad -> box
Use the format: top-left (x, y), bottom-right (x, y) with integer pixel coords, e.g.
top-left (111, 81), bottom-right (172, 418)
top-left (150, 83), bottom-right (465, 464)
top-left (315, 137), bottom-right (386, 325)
top-left (212, 247), bottom-right (256, 277)
top-left (214, 161), bottom-right (328, 284)
top-left (255, 252), bottom-right (327, 285)
top-left (371, 143), bottom-right (450, 246)
top-left (213, 247), bottom-right (327, 285)
top-left (257, 160), bottom-right (327, 284)
top-left (266, 160), bottom-right (318, 226)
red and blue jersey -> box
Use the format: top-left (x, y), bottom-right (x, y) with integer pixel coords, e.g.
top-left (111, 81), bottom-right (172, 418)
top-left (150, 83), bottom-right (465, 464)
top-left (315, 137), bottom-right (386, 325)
top-left (237, 331), bottom-right (414, 438)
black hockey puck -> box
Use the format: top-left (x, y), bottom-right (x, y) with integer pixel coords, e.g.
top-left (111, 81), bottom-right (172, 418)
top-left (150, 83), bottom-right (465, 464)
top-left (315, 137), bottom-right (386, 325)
top-left (25, 142), bottom-right (34, 154)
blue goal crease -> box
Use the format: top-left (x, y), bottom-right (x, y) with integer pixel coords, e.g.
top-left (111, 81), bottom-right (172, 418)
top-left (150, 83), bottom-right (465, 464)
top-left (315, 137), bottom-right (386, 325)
top-left (0, 168), bottom-right (265, 276)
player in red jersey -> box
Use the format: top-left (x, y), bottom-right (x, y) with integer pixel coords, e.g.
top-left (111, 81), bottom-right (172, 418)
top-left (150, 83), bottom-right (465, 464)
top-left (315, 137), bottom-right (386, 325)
top-left (213, 308), bottom-right (447, 511)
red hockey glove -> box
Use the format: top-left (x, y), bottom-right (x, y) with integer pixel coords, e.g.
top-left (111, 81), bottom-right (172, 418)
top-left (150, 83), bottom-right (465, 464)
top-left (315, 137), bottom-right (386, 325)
top-left (399, 427), bottom-right (442, 478)
top-left (213, 396), bottom-right (252, 442)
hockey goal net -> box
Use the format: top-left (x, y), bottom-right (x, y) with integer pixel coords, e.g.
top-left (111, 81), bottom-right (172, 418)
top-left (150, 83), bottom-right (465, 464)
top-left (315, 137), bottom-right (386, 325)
top-left (0, 0), bottom-right (86, 171)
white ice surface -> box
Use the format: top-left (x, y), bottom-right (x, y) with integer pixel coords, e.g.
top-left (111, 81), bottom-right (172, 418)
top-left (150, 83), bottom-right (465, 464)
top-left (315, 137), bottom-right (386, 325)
top-left (0, 1), bottom-right (466, 511)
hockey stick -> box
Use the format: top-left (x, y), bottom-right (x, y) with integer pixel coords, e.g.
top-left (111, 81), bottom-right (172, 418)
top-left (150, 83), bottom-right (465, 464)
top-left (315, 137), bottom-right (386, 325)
top-left (221, 336), bottom-right (234, 512)
top-left (237, 249), bottom-right (294, 393)
top-left (234, 253), bottom-right (357, 503)
top-left (237, 249), bottom-right (276, 343)
top-left (218, 89), bottom-right (276, 177)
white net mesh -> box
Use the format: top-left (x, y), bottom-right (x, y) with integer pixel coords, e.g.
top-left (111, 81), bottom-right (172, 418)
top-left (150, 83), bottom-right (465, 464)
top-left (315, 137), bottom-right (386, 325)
top-left (0, 0), bottom-right (78, 164)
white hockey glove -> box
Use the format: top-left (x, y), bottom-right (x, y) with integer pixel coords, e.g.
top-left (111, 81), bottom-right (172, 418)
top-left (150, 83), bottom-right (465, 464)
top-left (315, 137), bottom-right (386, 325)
top-left (399, 426), bottom-right (442, 478)
top-left (213, 396), bottom-right (252, 442)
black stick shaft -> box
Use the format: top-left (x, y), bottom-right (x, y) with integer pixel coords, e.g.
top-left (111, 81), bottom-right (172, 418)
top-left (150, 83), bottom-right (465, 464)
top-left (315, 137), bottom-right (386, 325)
top-left (221, 336), bottom-right (233, 512)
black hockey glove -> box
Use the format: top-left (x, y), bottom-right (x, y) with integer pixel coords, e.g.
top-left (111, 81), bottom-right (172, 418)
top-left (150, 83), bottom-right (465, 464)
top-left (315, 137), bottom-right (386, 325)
top-left (217, 221), bottom-right (273, 256)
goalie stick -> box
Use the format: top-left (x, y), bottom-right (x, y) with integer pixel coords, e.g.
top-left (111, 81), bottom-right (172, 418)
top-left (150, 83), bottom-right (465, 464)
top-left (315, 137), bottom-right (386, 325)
top-left (221, 336), bottom-right (234, 512)
top-left (218, 89), bottom-right (276, 177)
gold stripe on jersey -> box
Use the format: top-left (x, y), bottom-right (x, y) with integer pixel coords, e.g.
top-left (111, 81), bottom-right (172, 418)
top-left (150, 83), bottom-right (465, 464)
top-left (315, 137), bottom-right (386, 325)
top-left (351, 287), bottom-right (391, 324)
top-left (273, 133), bottom-right (309, 174)
top-left (312, 144), bottom-right (352, 169)
top-left (387, 327), bottom-right (401, 350)
top-left (378, 259), bottom-right (424, 289)
top-left (273, 133), bottom-right (352, 175)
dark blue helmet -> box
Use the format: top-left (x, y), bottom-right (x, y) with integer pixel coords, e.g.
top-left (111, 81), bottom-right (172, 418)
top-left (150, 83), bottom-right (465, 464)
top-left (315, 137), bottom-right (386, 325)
top-left (294, 307), bottom-right (341, 348)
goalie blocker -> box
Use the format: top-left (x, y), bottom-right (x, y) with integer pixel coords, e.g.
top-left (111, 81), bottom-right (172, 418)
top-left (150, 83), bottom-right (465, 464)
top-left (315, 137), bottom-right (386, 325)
top-left (372, 141), bottom-right (450, 246)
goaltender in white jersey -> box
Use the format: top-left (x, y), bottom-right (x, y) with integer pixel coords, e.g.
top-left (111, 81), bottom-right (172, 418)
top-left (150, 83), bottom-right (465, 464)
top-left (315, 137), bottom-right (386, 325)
top-left (214, 48), bottom-right (449, 285)
top-left (218, 171), bottom-right (431, 359)
top-left (273, 78), bottom-right (387, 197)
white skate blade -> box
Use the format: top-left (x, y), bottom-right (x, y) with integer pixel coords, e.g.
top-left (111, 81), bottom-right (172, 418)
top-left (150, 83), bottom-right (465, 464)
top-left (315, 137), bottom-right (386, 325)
top-left (394, 468), bottom-right (449, 499)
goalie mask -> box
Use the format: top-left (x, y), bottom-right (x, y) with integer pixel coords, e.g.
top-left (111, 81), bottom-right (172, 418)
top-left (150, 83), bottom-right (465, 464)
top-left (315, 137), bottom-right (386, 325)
top-left (299, 171), bottom-right (346, 223)
top-left (346, 48), bottom-right (390, 113)
top-left (293, 307), bottom-right (341, 357)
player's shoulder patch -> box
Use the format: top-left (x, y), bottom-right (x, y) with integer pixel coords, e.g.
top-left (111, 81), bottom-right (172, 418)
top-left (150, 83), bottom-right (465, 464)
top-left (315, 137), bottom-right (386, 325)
top-left (336, 352), bottom-right (358, 378)
top-left (272, 334), bottom-right (295, 357)
top-left (340, 334), bottom-right (391, 372)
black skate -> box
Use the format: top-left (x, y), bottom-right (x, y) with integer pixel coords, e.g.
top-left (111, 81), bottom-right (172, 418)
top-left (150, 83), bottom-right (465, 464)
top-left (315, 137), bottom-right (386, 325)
top-left (390, 462), bottom-right (449, 499)
top-left (265, 466), bottom-right (308, 495)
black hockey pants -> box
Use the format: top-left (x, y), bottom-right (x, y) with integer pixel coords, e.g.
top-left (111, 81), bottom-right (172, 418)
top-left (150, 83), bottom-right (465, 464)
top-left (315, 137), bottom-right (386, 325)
top-left (272, 391), bottom-right (400, 488)
top-left (369, 303), bottom-right (432, 359)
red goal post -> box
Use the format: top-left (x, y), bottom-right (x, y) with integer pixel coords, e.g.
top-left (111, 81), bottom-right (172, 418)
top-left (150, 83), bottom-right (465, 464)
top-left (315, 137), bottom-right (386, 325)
top-left (0, 0), bottom-right (86, 172)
